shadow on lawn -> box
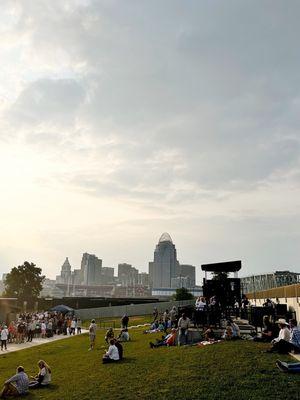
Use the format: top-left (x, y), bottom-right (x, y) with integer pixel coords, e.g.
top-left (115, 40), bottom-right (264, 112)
top-left (24, 384), bottom-right (60, 399)
top-left (119, 357), bottom-right (136, 364)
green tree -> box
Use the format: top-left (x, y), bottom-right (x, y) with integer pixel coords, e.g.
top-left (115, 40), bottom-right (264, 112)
top-left (4, 261), bottom-right (45, 307)
top-left (173, 287), bottom-right (194, 301)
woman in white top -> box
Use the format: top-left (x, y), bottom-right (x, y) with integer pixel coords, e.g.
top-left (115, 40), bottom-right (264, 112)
top-left (102, 339), bottom-right (120, 363)
top-left (1, 325), bottom-right (9, 350)
top-left (29, 360), bottom-right (52, 388)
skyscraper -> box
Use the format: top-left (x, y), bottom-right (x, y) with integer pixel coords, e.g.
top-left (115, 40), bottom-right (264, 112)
top-left (177, 264), bottom-right (196, 287)
top-left (118, 263), bottom-right (138, 286)
top-left (149, 232), bottom-right (179, 288)
top-left (81, 253), bottom-right (102, 285)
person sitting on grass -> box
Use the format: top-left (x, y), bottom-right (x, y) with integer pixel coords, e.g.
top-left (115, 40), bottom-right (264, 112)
top-left (29, 360), bottom-right (51, 388)
top-left (267, 319), bottom-right (291, 353)
top-left (158, 320), bottom-right (165, 331)
top-left (102, 339), bottom-right (120, 363)
top-left (113, 339), bottom-right (123, 360)
top-left (143, 321), bottom-right (160, 334)
top-left (149, 328), bottom-right (177, 348)
top-left (117, 329), bottom-right (130, 342)
top-left (222, 321), bottom-right (233, 340)
top-left (229, 318), bottom-right (241, 339)
top-left (105, 327), bottom-right (114, 344)
top-left (253, 315), bottom-right (278, 342)
top-left (0, 366), bottom-right (29, 398)
top-left (151, 321), bottom-right (159, 330)
top-left (269, 319), bottom-right (300, 354)
top-left (289, 319), bottom-right (300, 351)
top-left (204, 326), bottom-right (215, 341)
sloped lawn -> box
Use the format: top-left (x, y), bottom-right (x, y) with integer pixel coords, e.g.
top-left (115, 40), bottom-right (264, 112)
top-left (0, 328), bottom-right (299, 400)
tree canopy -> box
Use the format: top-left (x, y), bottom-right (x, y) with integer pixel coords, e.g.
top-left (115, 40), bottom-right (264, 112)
top-left (173, 287), bottom-right (194, 301)
top-left (4, 261), bottom-right (45, 307)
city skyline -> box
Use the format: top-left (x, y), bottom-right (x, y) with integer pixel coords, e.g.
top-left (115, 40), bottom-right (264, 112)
top-left (1, 230), bottom-right (298, 286)
top-left (1, 1), bottom-right (300, 281)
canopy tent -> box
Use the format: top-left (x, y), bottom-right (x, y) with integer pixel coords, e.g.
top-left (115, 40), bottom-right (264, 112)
top-left (50, 304), bottom-right (74, 314)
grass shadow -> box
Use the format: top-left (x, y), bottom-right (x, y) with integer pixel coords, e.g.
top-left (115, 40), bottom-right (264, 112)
top-left (119, 357), bottom-right (136, 364)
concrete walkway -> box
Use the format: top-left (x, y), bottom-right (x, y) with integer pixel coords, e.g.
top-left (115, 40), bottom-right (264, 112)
top-left (0, 330), bottom-right (88, 355)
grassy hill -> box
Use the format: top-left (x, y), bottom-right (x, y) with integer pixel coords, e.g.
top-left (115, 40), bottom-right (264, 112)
top-left (0, 327), bottom-right (299, 400)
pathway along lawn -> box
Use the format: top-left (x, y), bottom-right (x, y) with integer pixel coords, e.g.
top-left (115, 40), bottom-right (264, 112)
top-left (0, 329), bottom-right (299, 400)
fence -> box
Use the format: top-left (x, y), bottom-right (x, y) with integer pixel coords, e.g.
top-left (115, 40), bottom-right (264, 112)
top-left (247, 283), bottom-right (300, 301)
top-left (246, 283), bottom-right (300, 322)
top-left (75, 299), bottom-right (195, 321)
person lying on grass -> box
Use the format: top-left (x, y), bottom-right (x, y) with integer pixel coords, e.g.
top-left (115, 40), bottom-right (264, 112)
top-left (276, 359), bottom-right (300, 373)
top-left (0, 366), bottom-right (29, 398)
top-left (103, 339), bottom-right (120, 363)
top-left (29, 360), bottom-right (52, 388)
top-left (149, 328), bottom-right (177, 348)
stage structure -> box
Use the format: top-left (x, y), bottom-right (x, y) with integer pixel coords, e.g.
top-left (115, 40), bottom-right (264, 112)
top-left (201, 261), bottom-right (242, 307)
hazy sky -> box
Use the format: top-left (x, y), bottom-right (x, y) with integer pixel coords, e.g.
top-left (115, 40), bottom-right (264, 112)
top-left (1, 0), bottom-right (300, 284)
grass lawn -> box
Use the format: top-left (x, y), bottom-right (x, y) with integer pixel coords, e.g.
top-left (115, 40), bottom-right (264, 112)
top-left (0, 328), bottom-right (299, 400)
top-left (82, 315), bottom-right (151, 329)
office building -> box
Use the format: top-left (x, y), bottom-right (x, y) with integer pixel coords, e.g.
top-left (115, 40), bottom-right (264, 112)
top-left (149, 232), bottom-right (180, 288)
top-left (81, 253), bottom-right (102, 285)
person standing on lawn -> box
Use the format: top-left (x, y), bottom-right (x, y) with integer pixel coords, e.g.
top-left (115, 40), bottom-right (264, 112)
top-left (1, 326), bottom-right (9, 351)
top-left (178, 313), bottom-right (190, 345)
top-left (152, 307), bottom-right (158, 324)
top-left (88, 319), bottom-right (97, 351)
top-left (121, 314), bottom-right (129, 329)
top-left (169, 306), bottom-right (177, 328)
top-left (77, 318), bottom-right (82, 334)
top-left (163, 309), bottom-right (170, 332)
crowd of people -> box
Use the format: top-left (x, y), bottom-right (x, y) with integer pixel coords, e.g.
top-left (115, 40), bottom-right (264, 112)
top-left (0, 312), bottom-right (82, 351)
top-left (1, 300), bottom-right (300, 397)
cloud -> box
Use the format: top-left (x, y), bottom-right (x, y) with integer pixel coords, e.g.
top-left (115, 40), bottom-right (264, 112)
top-left (8, 78), bottom-right (85, 128)
top-left (1, 0), bottom-right (300, 277)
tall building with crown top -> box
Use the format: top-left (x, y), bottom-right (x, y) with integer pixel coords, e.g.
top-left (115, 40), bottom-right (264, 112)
top-left (149, 232), bottom-right (180, 288)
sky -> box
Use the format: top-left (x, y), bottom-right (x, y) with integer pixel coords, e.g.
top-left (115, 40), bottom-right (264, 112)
top-left (0, 0), bottom-right (300, 284)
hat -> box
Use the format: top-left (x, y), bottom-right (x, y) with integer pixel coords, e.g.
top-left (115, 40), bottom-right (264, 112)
top-left (276, 318), bottom-right (289, 325)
